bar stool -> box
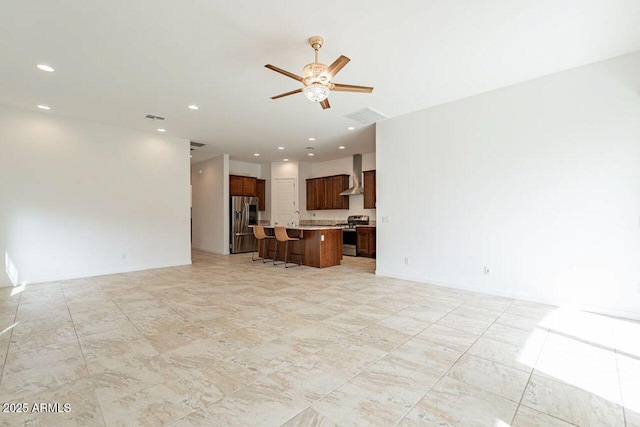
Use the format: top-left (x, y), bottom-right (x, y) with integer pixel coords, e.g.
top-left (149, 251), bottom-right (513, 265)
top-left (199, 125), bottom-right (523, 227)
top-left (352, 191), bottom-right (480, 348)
top-left (252, 226), bottom-right (276, 263)
top-left (273, 226), bottom-right (302, 268)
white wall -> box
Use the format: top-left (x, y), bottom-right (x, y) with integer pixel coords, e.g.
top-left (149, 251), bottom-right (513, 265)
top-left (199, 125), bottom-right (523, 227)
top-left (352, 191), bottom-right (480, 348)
top-left (298, 153), bottom-right (377, 222)
top-left (229, 160), bottom-right (261, 177)
top-left (191, 155), bottom-right (229, 254)
top-left (377, 52), bottom-right (640, 319)
top-left (0, 105), bottom-right (191, 286)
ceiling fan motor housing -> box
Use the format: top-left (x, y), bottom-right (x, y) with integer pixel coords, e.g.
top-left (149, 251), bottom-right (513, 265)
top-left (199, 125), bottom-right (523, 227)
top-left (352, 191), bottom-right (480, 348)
top-left (309, 36), bottom-right (324, 50)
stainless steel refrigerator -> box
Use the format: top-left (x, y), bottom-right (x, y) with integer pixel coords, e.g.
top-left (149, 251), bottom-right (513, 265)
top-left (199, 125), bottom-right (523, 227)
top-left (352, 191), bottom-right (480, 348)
top-left (230, 196), bottom-right (259, 254)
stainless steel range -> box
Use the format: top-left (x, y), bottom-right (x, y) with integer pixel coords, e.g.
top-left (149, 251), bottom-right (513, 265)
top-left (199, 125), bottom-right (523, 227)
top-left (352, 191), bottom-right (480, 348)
top-left (338, 215), bottom-right (369, 256)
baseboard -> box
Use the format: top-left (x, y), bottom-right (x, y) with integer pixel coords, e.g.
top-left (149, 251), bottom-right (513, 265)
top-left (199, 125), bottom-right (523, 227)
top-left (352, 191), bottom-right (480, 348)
top-left (375, 270), bottom-right (640, 321)
top-left (1, 258), bottom-right (193, 288)
top-left (192, 245), bottom-right (228, 255)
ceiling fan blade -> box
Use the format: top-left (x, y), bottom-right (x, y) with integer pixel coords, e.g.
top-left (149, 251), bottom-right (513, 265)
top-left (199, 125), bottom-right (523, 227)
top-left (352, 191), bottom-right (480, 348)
top-left (320, 99), bottom-right (330, 110)
top-left (332, 83), bottom-right (374, 93)
top-left (270, 88), bottom-right (303, 100)
top-left (326, 55), bottom-right (350, 79)
top-left (265, 64), bottom-right (303, 82)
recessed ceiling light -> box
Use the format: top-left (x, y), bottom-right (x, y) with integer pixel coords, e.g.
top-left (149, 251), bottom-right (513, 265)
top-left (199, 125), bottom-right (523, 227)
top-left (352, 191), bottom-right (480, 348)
top-left (283, 158), bottom-right (289, 162)
top-left (278, 146), bottom-right (285, 150)
top-left (308, 153), bottom-right (314, 156)
top-left (188, 105), bottom-right (199, 110)
top-left (347, 126), bottom-right (355, 130)
top-left (254, 153), bottom-right (260, 157)
top-left (37, 104), bottom-right (50, 110)
top-left (36, 64), bottom-right (54, 72)
top-left (338, 146), bottom-right (346, 150)
top-left (157, 128), bottom-right (166, 132)
top-left (308, 137), bottom-right (315, 141)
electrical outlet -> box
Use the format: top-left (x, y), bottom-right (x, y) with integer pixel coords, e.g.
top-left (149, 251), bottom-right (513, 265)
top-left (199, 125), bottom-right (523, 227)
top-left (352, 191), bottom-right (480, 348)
top-left (484, 266), bottom-right (491, 275)
top-left (382, 216), bottom-right (390, 223)
top-left (122, 253), bottom-right (127, 260)
top-left (404, 257), bottom-right (410, 265)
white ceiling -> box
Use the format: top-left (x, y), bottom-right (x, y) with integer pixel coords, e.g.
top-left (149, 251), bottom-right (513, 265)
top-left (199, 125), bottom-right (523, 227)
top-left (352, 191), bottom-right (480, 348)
top-left (1, 1), bottom-right (639, 164)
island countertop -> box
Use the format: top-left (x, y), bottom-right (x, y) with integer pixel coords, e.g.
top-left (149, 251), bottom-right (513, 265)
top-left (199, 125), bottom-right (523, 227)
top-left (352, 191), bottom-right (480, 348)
top-left (256, 226), bottom-right (343, 268)
top-left (259, 225), bottom-right (344, 230)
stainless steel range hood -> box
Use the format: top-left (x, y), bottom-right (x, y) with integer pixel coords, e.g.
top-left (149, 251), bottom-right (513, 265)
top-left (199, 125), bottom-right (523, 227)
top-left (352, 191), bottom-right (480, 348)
top-left (340, 154), bottom-right (364, 196)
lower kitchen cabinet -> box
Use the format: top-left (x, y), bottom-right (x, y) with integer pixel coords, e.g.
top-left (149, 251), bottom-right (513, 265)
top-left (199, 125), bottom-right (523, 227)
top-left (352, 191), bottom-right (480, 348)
top-left (357, 226), bottom-right (376, 258)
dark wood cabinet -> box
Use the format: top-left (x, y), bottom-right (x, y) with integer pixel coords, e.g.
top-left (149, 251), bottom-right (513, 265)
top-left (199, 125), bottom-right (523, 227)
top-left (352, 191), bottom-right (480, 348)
top-left (242, 176), bottom-right (257, 196)
top-left (305, 174), bottom-right (349, 210)
top-left (306, 179), bottom-right (317, 211)
top-left (363, 170), bottom-right (376, 209)
top-left (229, 175), bottom-right (244, 196)
top-left (331, 175), bottom-right (349, 209)
top-left (357, 226), bottom-right (376, 258)
top-left (314, 178), bottom-right (325, 209)
top-left (229, 175), bottom-right (258, 197)
top-left (257, 179), bottom-right (266, 211)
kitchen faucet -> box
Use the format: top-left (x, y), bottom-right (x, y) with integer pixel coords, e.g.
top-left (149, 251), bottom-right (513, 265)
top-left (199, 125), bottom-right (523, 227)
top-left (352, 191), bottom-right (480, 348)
top-left (290, 210), bottom-right (300, 227)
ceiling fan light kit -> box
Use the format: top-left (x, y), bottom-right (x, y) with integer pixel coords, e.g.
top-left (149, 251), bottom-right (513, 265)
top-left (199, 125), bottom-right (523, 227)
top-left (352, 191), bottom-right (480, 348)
top-left (303, 83), bottom-right (330, 102)
top-left (265, 36), bottom-right (373, 110)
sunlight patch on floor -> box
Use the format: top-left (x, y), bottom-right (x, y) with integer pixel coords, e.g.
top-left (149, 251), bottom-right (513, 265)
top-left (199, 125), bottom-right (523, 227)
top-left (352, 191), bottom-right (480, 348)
top-left (0, 322), bottom-right (18, 336)
top-left (518, 305), bottom-right (640, 412)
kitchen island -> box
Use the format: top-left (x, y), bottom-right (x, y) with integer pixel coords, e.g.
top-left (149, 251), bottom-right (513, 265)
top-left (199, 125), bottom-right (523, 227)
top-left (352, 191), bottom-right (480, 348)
top-left (258, 226), bottom-right (343, 268)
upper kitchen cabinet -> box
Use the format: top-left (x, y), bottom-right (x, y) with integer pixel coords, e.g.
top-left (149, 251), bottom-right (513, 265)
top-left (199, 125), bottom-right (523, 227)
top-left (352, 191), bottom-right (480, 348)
top-left (229, 175), bottom-right (257, 197)
top-left (243, 176), bottom-right (257, 196)
top-left (257, 179), bottom-right (266, 211)
top-left (314, 178), bottom-right (325, 209)
top-left (330, 175), bottom-right (349, 209)
top-left (306, 179), bottom-right (317, 211)
top-left (363, 170), bottom-right (376, 209)
top-left (306, 174), bottom-right (349, 210)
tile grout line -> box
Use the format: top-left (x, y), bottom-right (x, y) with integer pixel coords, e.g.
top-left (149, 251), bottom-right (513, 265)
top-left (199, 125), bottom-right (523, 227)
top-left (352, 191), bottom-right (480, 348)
top-left (542, 327), bottom-right (640, 362)
top-left (20, 252), bottom-right (611, 427)
top-left (0, 289), bottom-right (22, 386)
top-left (508, 324), bottom-right (551, 425)
top-left (390, 298), bottom-right (514, 426)
top-left (204, 292), bottom-right (463, 426)
top-left (157, 287), bottom-right (402, 426)
top-left (613, 348), bottom-right (628, 427)
top-left (63, 285), bottom-right (109, 427)
top-left (276, 320), bottom-right (427, 426)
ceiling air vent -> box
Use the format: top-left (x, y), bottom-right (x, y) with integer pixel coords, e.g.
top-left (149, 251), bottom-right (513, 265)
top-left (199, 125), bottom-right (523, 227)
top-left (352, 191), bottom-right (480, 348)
top-left (344, 107), bottom-right (388, 125)
top-left (190, 141), bottom-right (205, 148)
top-left (145, 114), bottom-right (165, 121)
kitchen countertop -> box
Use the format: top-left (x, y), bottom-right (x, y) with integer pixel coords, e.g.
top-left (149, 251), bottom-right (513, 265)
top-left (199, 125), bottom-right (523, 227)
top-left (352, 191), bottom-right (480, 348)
top-left (260, 225), bottom-right (344, 230)
top-left (254, 224), bottom-right (375, 230)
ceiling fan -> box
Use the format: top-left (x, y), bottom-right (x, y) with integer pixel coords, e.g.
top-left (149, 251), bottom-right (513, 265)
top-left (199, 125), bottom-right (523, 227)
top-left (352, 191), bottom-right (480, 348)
top-left (265, 36), bottom-right (374, 110)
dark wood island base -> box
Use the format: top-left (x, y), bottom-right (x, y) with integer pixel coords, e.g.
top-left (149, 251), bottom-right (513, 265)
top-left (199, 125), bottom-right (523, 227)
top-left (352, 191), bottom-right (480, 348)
top-left (258, 227), bottom-right (343, 268)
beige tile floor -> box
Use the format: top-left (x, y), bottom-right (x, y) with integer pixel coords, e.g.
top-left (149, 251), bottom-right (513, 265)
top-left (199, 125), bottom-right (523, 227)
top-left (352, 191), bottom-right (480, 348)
top-left (0, 250), bottom-right (638, 426)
